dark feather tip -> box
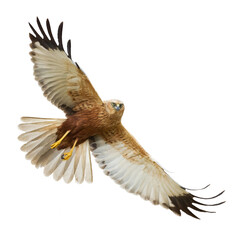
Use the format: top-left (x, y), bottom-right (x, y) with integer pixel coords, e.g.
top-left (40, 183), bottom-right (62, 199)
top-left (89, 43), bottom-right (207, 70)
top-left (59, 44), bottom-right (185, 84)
top-left (57, 22), bottom-right (64, 51)
top-left (193, 190), bottom-right (225, 200)
top-left (29, 18), bottom-right (73, 60)
top-left (168, 187), bottom-right (225, 219)
top-left (67, 40), bottom-right (72, 59)
top-left (183, 184), bottom-right (211, 191)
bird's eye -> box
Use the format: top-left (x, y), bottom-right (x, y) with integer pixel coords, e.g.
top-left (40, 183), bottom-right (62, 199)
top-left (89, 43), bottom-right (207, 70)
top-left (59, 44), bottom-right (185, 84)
top-left (111, 102), bottom-right (116, 108)
top-left (119, 103), bottom-right (123, 108)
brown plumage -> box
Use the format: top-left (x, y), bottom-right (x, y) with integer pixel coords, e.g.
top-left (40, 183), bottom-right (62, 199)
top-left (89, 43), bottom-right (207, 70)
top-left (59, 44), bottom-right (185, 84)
top-left (18, 18), bottom-right (225, 219)
top-left (56, 101), bottom-right (124, 149)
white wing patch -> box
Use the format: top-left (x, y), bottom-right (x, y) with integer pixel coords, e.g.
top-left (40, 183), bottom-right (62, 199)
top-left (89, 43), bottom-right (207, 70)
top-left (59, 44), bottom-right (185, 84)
top-left (90, 135), bottom-right (224, 218)
top-left (32, 42), bottom-right (81, 110)
top-left (19, 117), bottom-right (93, 184)
top-left (90, 136), bottom-right (185, 207)
top-left (28, 18), bottom-right (102, 115)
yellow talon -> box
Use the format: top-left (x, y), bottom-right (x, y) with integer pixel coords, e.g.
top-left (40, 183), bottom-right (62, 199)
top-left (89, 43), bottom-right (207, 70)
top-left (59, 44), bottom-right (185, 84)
top-left (62, 152), bottom-right (72, 160)
top-left (62, 138), bottom-right (78, 161)
top-left (51, 130), bottom-right (71, 149)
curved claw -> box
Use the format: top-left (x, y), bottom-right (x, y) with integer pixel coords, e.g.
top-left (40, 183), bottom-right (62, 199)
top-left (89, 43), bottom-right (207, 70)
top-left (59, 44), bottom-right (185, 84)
top-left (62, 152), bottom-right (72, 160)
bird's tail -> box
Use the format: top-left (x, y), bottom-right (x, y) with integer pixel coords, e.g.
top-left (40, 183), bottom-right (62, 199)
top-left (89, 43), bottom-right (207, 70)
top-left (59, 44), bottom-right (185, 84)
top-left (18, 117), bottom-right (93, 183)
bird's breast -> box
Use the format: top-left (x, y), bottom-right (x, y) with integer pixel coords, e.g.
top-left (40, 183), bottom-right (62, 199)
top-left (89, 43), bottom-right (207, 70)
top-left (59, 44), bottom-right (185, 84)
top-left (56, 106), bottom-right (115, 149)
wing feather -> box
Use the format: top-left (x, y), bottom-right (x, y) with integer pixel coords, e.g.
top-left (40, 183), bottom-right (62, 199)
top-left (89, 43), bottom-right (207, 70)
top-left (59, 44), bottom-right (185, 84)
top-left (29, 18), bottom-right (102, 115)
top-left (90, 125), bottom-right (225, 219)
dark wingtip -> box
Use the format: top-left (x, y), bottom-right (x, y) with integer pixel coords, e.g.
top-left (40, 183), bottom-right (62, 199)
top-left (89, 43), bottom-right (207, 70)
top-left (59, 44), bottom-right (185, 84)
top-left (28, 22), bottom-right (37, 36)
top-left (168, 186), bottom-right (225, 219)
top-left (36, 16), bottom-right (40, 24)
top-left (29, 18), bottom-right (74, 57)
top-left (36, 17), bottom-right (48, 40)
top-left (169, 195), bottom-right (200, 219)
top-left (67, 39), bottom-right (72, 59)
top-left (184, 184), bottom-right (211, 191)
top-left (29, 33), bottom-right (35, 42)
top-left (193, 190), bottom-right (225, 200)
top-left (46, 18), bottom-right (57, 47)
top-left (193, 198), bottom-right (226, 207)
top-left (57, 22), bottom-right (64, 51)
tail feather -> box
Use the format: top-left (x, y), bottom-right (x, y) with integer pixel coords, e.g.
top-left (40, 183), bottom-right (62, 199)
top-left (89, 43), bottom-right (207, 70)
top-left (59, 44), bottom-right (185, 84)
top-left (84, 142), bottom-right (93, 183)
top-left (52, 147), bottom-right (78, 181)
top-left (44, 150), bottom-right (65, 176)
top-left (72, 146), bottom-right (81, 183)
top-left (38, 148), bottom-right (60, 168)
top-left (53, 148), bottom-right (72, 181)
top-left (19, 117), bottom-right (61, 131)
top-left (21, 117), bottom-right (63, 122)
top-left (75, 141), bottom-right (93, 183)
top-left (19, 117), bottom-right (93, 183)
top-left (26, 133), bottom-right (56, 161)
top-left (18, 117), bottom-right (63, 138)
top-left (63, 147), bottom-right (78, 183)
top-left (30, 134), bottom-right (57, 166)
top-left (20, 128), bottom-right (56, 152)
top-left (75, 145), bottom-right (86, 184)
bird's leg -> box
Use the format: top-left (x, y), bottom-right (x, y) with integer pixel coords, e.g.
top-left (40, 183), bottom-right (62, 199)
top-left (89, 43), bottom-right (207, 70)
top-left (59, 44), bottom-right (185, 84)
top-left (51, 130), bottom-right (71, 149)
top-left (62, 138), bottom-right (78, 160)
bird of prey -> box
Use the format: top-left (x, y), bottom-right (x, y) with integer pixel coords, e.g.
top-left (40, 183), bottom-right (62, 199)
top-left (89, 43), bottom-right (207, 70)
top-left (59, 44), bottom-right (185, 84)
top-left (19, 18), bottom-right (224, 219)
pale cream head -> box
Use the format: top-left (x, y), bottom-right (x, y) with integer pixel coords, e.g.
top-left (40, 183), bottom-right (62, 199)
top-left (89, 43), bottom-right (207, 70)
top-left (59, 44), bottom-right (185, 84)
top-left (104, 99), bottom-right (125, 118)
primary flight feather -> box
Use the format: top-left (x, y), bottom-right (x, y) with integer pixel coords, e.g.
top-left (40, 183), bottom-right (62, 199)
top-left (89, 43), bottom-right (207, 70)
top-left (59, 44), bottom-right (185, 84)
top-left (19, 18), bottom-right (224, 219)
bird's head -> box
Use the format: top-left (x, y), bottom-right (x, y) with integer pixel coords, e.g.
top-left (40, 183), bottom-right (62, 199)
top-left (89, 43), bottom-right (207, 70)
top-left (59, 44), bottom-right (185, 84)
top-left (104, 99), bottom-right (125, 121)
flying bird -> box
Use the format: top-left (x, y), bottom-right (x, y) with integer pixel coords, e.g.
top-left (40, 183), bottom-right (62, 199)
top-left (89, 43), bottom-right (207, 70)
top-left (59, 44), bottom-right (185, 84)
top-left (19, 18), bottom-right (224, 219)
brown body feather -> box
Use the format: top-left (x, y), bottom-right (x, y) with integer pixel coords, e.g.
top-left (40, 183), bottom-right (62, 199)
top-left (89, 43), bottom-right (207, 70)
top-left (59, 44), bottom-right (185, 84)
top-left (56, 102), bottom-right (123, 149)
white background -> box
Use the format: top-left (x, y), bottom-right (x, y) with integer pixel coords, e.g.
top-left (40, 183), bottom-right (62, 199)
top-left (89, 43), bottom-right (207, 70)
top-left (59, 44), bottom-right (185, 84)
top-left (1, 0), bottom-right (239, 239)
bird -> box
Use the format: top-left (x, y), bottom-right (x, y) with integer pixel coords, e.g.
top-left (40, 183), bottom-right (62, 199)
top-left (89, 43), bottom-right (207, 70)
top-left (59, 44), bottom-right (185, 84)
top-left (19, 18), bottom-right (225, 219)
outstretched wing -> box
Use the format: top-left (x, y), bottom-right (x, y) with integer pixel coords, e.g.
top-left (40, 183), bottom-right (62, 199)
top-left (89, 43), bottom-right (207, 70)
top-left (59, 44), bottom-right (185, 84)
top-left (29, 18), bottom-right (102, 115)
top-left (90, 125), bottom-right (224, 219)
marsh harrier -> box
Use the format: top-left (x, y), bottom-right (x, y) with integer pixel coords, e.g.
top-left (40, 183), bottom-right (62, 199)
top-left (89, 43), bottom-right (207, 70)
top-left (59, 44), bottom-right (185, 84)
top-left (19, 18), bottom-right (224, 219)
